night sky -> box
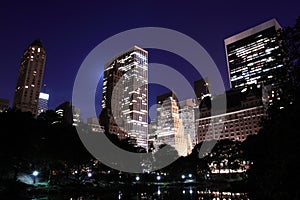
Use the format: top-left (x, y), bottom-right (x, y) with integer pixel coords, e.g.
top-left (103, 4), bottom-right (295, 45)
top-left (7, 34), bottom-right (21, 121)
top-left (1, 0), bottom-right (299, 120)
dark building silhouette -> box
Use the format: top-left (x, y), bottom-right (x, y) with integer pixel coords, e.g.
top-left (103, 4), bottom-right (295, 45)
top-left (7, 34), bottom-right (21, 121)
top-left (0, 98), bottom-right (9, 112)
top-left (55, 101), bottom-right (81, 126)
top-left (156, 91), bottom-right (177, 105)
top-left (194, 78), bottom-right (210, 103)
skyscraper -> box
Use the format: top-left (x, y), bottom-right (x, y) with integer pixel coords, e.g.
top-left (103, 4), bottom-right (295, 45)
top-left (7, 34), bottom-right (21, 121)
top-left (13, 39), bottom-right (46, 116)
top-left (178, 98), bottom-right (197, 147)
top-left (225, 19), bottom-right (284, 89)
top-left (38, 92), bottom-right (49, 115)
top-left (156, 92), bottom-right (192, 157)
top-left (100, 46), bottom-right (148, 150)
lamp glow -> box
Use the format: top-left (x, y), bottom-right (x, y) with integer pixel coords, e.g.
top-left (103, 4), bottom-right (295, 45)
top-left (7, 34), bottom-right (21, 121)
top-left (156, 175), bottom-right (161, 181)
top-left (32, 170), bottom-right (39, 176)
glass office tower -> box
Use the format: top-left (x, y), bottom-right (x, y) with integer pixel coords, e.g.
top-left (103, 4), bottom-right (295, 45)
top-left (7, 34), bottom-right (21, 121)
top-left (100, 46), bottom-right (148, 150)
top-left (225, 19), bottom-right (284, 89)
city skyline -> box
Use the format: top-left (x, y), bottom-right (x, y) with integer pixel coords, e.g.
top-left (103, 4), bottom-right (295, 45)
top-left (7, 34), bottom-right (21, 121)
top-left (1, 1), bottom-right (299, 117)
top-left (1, 2), bottom-right (300, 199)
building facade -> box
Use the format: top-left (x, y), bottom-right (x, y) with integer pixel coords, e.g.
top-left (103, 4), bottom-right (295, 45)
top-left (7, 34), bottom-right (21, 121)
top-left (13, 39), bottom-right (46, 116)
top-left (55, 101), bottom-right (81, 126)
top-left (38, 92), bottom-right (49, 115)
top-left (196, 86), bottom-right (266, 143)
top-left (156, 92), bottom-right (192, 157)
top-left (87, 117), bottom-right (104, 133)
top-left (225, 19), bottom-right (284, 90)
top-left (100, 46), bottom-right (148, 150)
top-left (178, 98), bottom-right (197, 147)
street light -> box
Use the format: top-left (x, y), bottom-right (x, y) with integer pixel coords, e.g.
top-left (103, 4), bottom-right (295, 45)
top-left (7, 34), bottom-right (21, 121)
top-left (87, 172), bottom-right (92, 177)
top-left (156, 175), bottom-right (161, 181)
top-left (136, 176), bottom-right (140, 181)
top-left (188, 174), bottom-right (192, 178)
top-left (32, 170), bottom-right (39, 184)
top-left (181, 175), bottom-right (185, 179)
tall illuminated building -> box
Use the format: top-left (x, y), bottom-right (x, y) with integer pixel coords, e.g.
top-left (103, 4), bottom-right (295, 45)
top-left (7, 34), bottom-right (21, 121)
top-left (156, 92), bottom-right (192, 157)
top-left (178, 98), bottom-right (197, 147)
top-left (13, 39), bottom-right (46, 116)
top-left (38, 92), bottom-right (49, 115)
top-left (100, 46), bottom-right (148, 150)
top-left (225, 19), bottom-right (284, 90)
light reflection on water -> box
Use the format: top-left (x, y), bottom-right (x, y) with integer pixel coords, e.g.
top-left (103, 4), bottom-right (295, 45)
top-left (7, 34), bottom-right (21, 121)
top-left (34, 186), bottom-right (249, 200)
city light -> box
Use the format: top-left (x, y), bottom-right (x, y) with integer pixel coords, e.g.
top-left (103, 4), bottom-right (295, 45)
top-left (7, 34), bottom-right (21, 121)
top-left (189, 189), bottom-right (193, 194)
top-left (87, 172), bottom-right (92, 177)
top-left (156, 175), bottom-right (161, 181)
top-left (32, 170), bottom-right (39, 184)
top-left (181, 175), bottom-right (185, 179)
top-left (136, 176), bottom-right (140, 181)
top-left (32, 170), bottom-right (39, 176)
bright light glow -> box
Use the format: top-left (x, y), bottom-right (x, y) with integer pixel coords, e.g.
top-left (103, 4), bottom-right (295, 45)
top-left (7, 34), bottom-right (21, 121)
top-left (32, 170), bottom-right (39, 176)
top-left (136, 176), bottom-right (140, 181)
top-left (181, 175), bottom-right (185, 179)
top-left (241, 88), bottom-right (247, 93)
top-left (87, 172), bottom-right (92, 177)
top-left (39, 92), bottom-right (49, 100)
top-left (118, 191), bottom-right (122, 199)
top-left (156, 175), bottom-right (161, 181)
top-left (188, 174), bottom-right (192, 178)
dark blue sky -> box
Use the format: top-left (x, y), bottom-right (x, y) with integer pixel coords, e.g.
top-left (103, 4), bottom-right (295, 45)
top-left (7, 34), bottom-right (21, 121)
top-left (1, 0), bottom-right (299, 119)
